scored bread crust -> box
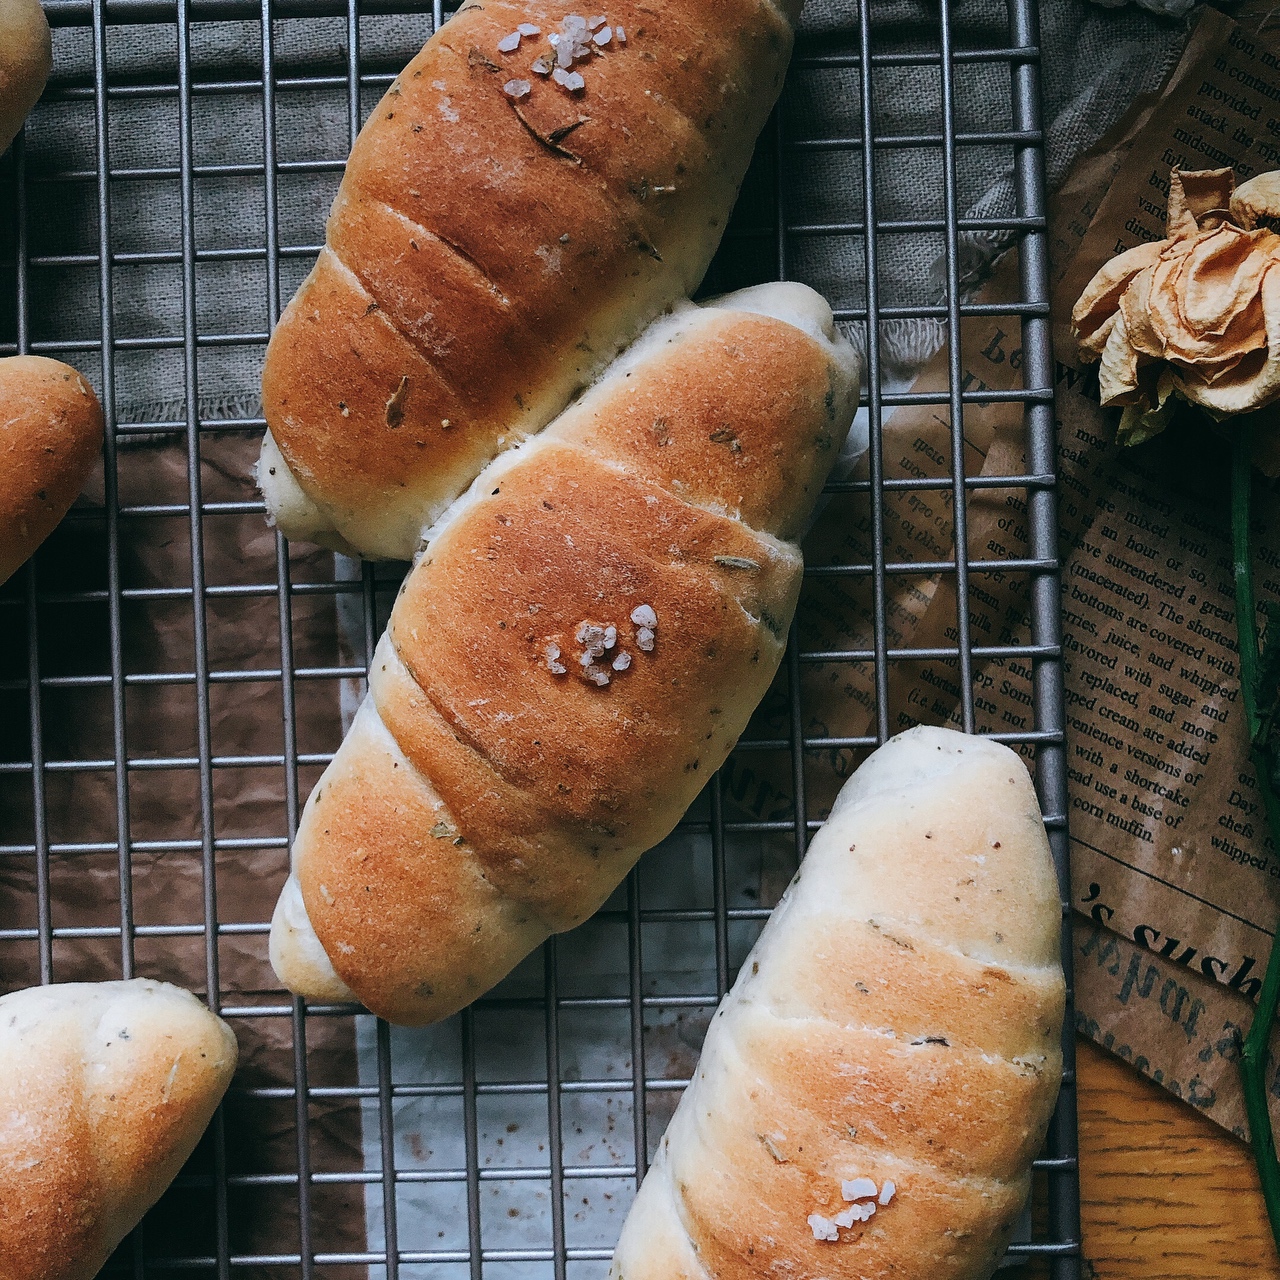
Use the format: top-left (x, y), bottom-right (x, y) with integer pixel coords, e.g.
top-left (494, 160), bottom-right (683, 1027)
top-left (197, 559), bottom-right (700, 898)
top-left (269, 282), bottom-right (861, 1024)
top-left (0, 980), bottom-right (238, 1280)
top-left (0, 356), bottom-right (104, 585)
top-left (610, 726), bottom-right (1066, 1280)
top-left (259, 0), bottom-right (800, 561)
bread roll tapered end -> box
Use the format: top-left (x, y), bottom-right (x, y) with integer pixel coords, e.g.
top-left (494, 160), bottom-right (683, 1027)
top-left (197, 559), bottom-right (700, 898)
top-left (0, 0), bottom-right (52, 155)
top-left (612, 726), bottom-right (1064, 1280)
top-left (0, 356), bottom-right (104, 586)
top-left (0, 980), bottom-right (237, 1280)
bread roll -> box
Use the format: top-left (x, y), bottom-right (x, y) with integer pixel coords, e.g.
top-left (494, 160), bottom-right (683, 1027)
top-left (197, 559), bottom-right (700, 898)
top-left (258, 0), bottom-right (803, 561)
top-left (0, 980), bottom-right (238, 1280)
top-left (0, 0), bottom-right (51, 156)
top-left (269, 282), bottom-right (861, 1024)
top-left (611, 726), bottom-right (1065, 1280)
top-left (0, 355), bottom-right (104, 585)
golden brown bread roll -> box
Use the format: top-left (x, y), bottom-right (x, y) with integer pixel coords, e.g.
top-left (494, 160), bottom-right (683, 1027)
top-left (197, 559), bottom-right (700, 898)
top-left (0, 980), bottom-right (238, 1280)
top-left (0, 355), bottom-right (104, 585)
top-left (611, 726), bottom-right (1065, 1280)
top-left (269, 282), bottom-right (861, 1024)
top-left (258, 0), bottom-right (802, 561)
top-left (0, 0), bottom-right (51, 156)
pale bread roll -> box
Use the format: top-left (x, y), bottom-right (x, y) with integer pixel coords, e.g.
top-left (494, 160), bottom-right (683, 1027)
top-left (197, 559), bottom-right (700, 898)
top-left (0, 980), bottom-right (238, 1280)
top-left (258, 0), bottom-right (803, 561)
top-left (0, 0), bottom-right (51, 156)
top-left (611, 726), bottom-right (1065, 1280)
top-left (0, 355), bottom-right (104, 585)
top-left (269, 282), bottom-right (861, 1024)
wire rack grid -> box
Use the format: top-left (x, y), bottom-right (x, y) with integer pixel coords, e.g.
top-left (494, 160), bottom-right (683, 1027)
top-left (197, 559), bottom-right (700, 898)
top-left (0, 0), bottom-right (1081, 1275)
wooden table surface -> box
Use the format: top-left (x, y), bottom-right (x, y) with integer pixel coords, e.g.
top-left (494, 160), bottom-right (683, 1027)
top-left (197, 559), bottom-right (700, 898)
top-left (1077, 1036), bottom-right (1278, 1278)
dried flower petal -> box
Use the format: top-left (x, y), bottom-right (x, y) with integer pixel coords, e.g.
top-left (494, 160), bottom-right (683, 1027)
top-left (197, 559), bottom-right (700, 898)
top-left (1167, 166), bottom-right (1235, 239)
top-left (1117, 266), bottom-right (1164, 360)
top-left (1232, 171), bottom-right (1280, 232)
top-left (1098, 312), bottom-right (1141, 405)
top-left (1072, 240), bottom-right (1163, 355)
top-left (1074, 165), bottom-right (1280, 437)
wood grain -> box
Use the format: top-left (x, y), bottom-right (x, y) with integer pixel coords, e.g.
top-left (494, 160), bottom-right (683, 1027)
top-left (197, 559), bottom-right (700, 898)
top-left (1077, 1036), bottom-right (1280, 1277)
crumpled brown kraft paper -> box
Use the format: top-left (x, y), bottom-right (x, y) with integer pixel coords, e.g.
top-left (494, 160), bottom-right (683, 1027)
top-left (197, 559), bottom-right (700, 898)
top-left (0, 433), bottom-right (367, 1276)
top-left (725, 4), bottom-right (1280, 1141)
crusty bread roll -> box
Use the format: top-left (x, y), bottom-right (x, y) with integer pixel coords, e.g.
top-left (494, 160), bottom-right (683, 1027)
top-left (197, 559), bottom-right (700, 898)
top-left (0, 0), bottom-right (51, 156)
top-left (0, 980), bottom-right (238, 1280)
top-left (269, 282), bottom-right (860, 1024)
top-left (611, 726), bottom-right (1065, 1280)
top-left (259, 0), bottom-right (803, 561)
top-left (0, 355), bottom-right (104, 585)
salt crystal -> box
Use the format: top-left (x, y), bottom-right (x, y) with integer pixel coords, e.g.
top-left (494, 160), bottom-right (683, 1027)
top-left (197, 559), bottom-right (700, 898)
top-left (593, 26), bottom-right (612, 45)
top-left (563, 13), bottom-right (587, 32)
top-left (587, 14), bottom-right (606, 28)
top-left (553, 68), bottom-right (585, 91)
top-left (575, 622), bottom-right (608, 658)
top-left (878, 1180), bottom-right (896, 1206)
top-left (545, 643), bottom-right (561, 661)
top-left (842, 1178), bottom-right (878, 1202)
top-left (604, 625), bottom-right (617, 649)
top-left (549, 661), bottom-right (567, 675)
top-left (556, 40), bottom-right (576, 68)
top-left (503, 78), bottom-right (532, 100)
top-left (807, 1214), bottom-right (839, 1243)
top-left (579, 650), bottom-right (596, 667)
top-left (497, 30), bottom-right (522, 52)
top-left (612, 651), bottom-right (631, 672)
top-left (583, 665), bottom-right (611, 687)
top-left (835, 1201), bottom-right (875, 1226)
top-left (531, 55), bottom-right (553, 75)
top-left (548, 31), bottom-right (561, 45)
top-left (615, 24), bottom-right (626, 42)
top-left (630, 604), bottom-right (658, 628)
top-left (636, 628), bottom-right (655, 652)
top-left (517, 21), bottom-right (541, 36)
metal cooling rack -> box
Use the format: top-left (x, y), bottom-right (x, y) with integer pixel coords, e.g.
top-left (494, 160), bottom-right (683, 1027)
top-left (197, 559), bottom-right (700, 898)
top-left (1, 0), bottom-right (1080, 1275)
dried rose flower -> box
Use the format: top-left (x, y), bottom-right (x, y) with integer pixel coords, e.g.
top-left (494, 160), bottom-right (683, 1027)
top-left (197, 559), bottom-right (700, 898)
top-left (1072, 166), bottom-right (1280, 447)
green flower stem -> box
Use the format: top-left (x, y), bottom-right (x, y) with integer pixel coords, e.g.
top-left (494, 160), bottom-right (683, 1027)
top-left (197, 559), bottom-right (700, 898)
top-left (1233, 419), bottom-right (1280, 1251)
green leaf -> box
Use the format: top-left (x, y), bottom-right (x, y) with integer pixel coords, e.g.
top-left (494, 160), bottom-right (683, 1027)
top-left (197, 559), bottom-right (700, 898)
top-left (1116, 398), bottom-right (1174, 448)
